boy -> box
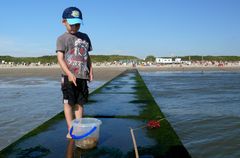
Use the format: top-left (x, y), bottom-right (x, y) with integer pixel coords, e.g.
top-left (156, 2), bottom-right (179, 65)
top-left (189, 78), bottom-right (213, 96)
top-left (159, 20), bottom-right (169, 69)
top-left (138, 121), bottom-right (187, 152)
top-left (56, 7), bottom-right (93, 138)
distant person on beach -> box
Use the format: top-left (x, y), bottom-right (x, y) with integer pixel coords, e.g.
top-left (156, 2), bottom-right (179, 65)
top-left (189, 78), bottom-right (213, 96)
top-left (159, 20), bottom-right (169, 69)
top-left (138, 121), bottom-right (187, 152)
top-left (56, 7), bottom-right (93, 138)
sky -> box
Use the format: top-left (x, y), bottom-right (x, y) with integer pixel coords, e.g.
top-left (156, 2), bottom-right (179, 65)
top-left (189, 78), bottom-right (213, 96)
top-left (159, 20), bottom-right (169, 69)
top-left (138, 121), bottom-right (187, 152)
top-left (0, 0), bottom-right (240, 59)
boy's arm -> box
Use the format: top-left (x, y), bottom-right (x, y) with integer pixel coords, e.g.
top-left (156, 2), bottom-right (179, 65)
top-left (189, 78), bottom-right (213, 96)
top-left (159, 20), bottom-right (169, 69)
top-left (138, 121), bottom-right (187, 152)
top-left (89, 56), bottom-right (93, 81)
top-left (57, 51), bottom-right (77, 86)
top-left (86, 34), bottom-right (93, 81)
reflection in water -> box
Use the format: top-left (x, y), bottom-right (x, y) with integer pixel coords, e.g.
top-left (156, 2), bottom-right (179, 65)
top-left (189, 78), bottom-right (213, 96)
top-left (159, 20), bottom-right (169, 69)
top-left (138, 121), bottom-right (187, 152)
top-left (65, 140), bottom-right (126, 158)
top-left (66, 139), bottom-right (75, 158)
top-left (67, 139), bottom-right (93, 158)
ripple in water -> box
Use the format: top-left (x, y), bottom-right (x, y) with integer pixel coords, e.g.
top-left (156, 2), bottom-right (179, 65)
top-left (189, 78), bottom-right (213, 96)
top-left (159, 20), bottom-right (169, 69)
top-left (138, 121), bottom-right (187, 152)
top-left (140, 71), bottom-right (240, 158)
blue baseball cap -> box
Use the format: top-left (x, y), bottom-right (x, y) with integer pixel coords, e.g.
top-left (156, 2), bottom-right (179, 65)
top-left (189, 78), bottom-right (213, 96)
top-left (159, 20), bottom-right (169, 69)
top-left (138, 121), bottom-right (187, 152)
top-left (62, 7), bottom-right (83, 25)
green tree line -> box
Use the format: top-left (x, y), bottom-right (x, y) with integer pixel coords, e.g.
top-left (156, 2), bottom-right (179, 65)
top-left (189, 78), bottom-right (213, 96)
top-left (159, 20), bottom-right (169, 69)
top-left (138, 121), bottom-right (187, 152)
top-left (0, 55), bottom-right (57, 64)
top-left (0, 55), bottom-right (139, 64)
top-left (181, 56), bottom-right (240, 61)
top-left (90, 55), bottom-right (139, 62)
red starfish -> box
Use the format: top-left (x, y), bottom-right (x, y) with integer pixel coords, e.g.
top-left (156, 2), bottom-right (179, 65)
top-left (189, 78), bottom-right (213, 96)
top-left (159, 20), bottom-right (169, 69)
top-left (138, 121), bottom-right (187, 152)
top-left (147, 120), bottom-right (161, 129)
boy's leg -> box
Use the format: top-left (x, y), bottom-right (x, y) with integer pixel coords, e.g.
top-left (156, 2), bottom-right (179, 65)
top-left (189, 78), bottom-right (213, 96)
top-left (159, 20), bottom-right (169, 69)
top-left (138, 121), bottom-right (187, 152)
top-left (64, 103), bottom-right (73, 132)
top-left (75, 104), bottom-right (83, 119)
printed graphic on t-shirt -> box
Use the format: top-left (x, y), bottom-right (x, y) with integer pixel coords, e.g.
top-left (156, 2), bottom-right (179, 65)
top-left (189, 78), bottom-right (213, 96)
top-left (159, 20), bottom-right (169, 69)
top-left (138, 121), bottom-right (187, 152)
top-left (65, 38), bottom-right (89, 78)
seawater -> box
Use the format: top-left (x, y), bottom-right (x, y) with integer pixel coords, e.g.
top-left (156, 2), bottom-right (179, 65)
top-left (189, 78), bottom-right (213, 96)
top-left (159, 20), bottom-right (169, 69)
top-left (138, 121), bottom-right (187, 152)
top-left (0, 77), bottom-right (105, 150)
top-left (140, 71), bottom-right (240, 158)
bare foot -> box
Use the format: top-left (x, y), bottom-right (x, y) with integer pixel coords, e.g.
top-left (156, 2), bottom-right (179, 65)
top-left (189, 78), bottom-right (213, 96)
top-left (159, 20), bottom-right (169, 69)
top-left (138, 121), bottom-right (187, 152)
top-left (66, 133), bottom-right (72, 139)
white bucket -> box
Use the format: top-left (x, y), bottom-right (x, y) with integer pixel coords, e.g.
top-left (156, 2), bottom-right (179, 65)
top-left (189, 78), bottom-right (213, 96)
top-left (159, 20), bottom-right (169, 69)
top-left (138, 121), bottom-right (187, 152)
top-left (70, 118), bottom-right (102, 149)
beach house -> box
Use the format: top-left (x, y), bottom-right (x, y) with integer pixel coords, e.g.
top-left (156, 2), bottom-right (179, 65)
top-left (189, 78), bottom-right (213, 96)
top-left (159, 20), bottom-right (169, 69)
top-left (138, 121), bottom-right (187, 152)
top-left (155, 57), bottom-right (182, 64)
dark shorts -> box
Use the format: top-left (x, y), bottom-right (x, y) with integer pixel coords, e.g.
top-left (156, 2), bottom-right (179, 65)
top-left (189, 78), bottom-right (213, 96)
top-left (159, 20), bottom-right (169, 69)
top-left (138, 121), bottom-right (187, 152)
top-left (61, 75), bottom-right (89, 106)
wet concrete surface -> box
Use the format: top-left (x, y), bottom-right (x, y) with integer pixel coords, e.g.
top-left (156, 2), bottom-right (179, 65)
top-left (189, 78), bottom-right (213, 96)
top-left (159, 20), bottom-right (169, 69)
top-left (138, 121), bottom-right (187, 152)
top-left (99, 73), bottom-right (137, 93)
top-left (2, 118), bottom-right (157, 158)
top-left (86, 94), bottom-right (144, 116)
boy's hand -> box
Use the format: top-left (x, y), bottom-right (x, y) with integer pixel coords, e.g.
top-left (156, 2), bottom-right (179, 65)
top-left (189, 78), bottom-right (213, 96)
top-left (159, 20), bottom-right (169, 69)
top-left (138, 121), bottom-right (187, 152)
top-left (68, 73), bottom-right (77, 86)
top-left (89, 73), bottom-right (93, 82)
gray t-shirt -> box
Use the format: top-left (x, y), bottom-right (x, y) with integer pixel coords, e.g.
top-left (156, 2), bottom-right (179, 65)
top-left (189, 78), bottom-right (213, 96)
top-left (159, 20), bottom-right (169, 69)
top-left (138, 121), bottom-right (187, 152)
top-left (56, 32), bottom-right (92, 79)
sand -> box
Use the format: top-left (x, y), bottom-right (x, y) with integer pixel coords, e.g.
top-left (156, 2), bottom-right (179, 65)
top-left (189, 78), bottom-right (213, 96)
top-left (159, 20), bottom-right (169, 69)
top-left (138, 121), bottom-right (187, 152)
top-left (0, 66), bottom-right (128, 81)
top-left (0, 65), bottom-right (239, 81)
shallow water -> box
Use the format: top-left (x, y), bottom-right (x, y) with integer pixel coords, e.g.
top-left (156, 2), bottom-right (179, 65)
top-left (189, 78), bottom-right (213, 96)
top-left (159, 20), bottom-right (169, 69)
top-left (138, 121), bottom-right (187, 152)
top-left (0, 77), bottom-right (105, 150)
top-left (140, 71), bottom-right (240, 158)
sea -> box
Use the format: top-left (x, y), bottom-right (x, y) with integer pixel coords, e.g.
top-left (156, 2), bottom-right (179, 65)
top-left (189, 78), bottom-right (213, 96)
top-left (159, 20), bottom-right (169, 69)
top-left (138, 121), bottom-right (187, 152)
top-left (140, 71), bottom-right (240, 158)
top-left (0, 71), bottom-right (240, 158)
top-left (0, 77), bottom-right (105, 151)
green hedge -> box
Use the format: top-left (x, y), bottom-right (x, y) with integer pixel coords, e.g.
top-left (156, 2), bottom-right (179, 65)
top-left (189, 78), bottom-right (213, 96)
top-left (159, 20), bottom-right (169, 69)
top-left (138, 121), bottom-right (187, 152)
top-left (0, 55), bottom-right (139, 64)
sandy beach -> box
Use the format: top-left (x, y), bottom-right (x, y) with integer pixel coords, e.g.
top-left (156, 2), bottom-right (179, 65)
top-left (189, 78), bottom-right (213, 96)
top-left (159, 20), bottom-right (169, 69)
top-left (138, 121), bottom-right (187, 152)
top-left (0, 64), bottom-right (240, 80)
top-left (0, 66), bottom-right (128, 81)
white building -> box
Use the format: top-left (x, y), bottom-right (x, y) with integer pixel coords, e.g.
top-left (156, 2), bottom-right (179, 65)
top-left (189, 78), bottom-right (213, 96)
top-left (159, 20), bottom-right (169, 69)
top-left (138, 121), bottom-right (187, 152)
top-left (174, 58), bottom-right (182, 64)
top-left (156, 57), bottom-right (182, 64)
top-left (155, 58), bottom-right (172, 64)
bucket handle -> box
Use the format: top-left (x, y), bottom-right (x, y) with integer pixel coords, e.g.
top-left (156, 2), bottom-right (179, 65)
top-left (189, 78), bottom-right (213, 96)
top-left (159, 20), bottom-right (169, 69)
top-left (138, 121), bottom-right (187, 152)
top-left (70, 126), bottom-right (97, 140)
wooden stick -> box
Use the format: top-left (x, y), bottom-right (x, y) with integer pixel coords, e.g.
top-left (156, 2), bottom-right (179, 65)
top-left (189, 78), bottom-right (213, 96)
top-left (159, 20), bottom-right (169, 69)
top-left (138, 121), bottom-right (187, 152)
top-left (130, 127), bottom-right (139, 158)
top-left (129, 118), bottom-right (165, 157)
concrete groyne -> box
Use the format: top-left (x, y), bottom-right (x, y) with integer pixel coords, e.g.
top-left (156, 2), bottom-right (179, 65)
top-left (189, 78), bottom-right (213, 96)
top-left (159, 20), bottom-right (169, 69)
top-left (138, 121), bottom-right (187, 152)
top-left (0, 69), bottom-right (191, 158)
